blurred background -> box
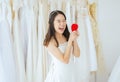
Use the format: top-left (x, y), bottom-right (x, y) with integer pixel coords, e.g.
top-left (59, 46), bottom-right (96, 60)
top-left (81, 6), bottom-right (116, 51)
top-left (0, 0), bottom-right (120, 82)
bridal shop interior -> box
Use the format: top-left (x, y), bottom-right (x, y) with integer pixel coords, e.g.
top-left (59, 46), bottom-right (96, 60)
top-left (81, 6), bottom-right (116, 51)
top-left (0, 0), bottom-right (120, 82)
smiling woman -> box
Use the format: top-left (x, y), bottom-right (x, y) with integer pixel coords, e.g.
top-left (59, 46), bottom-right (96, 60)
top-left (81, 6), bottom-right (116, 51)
top-left (43, 10), bottom-right (81, 82)
top-left (0, 0), bottom-right (101, 82)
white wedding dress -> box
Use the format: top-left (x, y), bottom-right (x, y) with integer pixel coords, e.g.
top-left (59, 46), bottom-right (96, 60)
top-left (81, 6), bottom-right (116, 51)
top-left (0, 2), bottom-right (17, 82)
top-left (45, 42), bottom-right (83, 82)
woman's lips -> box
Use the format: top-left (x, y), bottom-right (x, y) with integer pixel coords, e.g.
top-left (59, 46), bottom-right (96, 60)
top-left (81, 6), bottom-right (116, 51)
top-left (59, 28), bottom-right (64, 31)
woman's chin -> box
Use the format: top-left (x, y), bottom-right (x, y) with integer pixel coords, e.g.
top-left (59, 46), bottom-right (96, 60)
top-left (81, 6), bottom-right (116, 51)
top-left (57, 30), bottom-right (64, 34)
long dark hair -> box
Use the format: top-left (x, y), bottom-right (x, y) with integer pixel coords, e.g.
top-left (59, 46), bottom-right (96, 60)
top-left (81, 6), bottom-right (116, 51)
top-left (43, 10), bottom-right (70, 47)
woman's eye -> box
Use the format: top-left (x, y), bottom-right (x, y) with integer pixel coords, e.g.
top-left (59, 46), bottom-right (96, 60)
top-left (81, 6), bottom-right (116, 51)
top-left (63, 20), bottom-right (66, 22)
top-left (56, 20), bottom-right (66, 23)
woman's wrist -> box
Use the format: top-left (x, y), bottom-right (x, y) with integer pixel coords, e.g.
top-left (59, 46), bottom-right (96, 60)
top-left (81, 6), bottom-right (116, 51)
top-left (67, 40), bottom-right (73, 47)
top-left (72, 40), bottom-right (77, 44)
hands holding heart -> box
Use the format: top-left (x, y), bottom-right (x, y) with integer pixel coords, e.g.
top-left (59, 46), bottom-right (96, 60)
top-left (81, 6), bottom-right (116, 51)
top-left (71, 24), bottom-right (78, 32)
top-left (69, 24), bottom-right (79, 41)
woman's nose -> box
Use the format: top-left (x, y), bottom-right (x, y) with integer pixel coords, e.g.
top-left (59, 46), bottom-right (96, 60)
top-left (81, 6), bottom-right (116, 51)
top-left (60, 21), bottom-right (66, 26)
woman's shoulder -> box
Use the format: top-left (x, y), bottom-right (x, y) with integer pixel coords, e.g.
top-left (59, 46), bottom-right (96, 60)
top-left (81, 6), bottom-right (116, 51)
top-left (48, 37), bottom-right (57, 47)
top-left (46, 38), bottom-right (58, 53)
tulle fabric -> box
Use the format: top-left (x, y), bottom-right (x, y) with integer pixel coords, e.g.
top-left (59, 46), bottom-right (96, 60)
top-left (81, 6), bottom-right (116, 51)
top-left (0, 15), bottom-right (17, 82)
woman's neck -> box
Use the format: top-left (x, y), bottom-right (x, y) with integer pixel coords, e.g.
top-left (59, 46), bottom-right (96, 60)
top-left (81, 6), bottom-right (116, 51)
top-left (55, 33), bottom-right (66, 44)
top-left (55, 33), bottom-right (63, 39)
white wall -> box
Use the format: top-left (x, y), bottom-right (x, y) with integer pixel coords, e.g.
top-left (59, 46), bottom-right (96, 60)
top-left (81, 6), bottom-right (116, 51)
top-left (98, 0), bottom-right (120, 81)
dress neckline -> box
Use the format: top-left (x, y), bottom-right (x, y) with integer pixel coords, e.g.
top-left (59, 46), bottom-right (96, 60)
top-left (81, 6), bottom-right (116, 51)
top-left (59, 42), bottom-right (67, 46)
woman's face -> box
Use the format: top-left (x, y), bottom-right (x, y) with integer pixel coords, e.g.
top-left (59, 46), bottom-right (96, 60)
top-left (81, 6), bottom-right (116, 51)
top-left (53, 14), bottom-right (66, 34)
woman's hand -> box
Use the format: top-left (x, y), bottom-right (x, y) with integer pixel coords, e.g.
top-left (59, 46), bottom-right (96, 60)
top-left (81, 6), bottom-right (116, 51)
top-left (69, 30), bottom-right (79, 41)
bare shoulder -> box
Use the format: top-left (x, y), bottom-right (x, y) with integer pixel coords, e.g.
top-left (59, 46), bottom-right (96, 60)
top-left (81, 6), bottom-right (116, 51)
top-left (45, 37), bottom-right (69, 64)
top-left (47, 37), bottom-right (57, 50)
top-left (46, 38), bottom-right (63, 58)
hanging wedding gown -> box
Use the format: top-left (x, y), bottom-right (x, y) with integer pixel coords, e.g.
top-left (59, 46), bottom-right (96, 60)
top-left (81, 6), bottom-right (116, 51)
top-left (37, 1), bottom-right (50, 81)
top-left (25, 7), bottom-right (34, 82)
top-left (0, 22), bottom-right (17, 82)
top-left (0, 57), bottom-right (6, 82)
top-left (108, 56), bottom-right (120, 82)
top-left (13, 0), bottom-right (26, 81)
top-left (65, 1), bottom-right (71, 30)
top-left (76, 6), bottom-right (90, 82)
top-left (0, 2), bottom-right (17, 82)
top-left (85, 14), bottom-right (98, 71)
top-left (45, 42), bottom-right (85, 82)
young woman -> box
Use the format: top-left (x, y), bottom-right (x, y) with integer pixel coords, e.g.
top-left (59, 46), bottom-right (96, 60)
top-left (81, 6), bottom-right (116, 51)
top-left (43, 10), bottom-right (80, 82)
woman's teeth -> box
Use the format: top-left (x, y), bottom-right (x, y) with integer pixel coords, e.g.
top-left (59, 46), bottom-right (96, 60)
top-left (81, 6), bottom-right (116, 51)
top-left (59, 28), bottom-right (64, 31)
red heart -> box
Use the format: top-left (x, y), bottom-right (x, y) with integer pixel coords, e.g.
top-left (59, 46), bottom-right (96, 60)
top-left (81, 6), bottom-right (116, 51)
top-left (71, 24), bottom-right (78, 31)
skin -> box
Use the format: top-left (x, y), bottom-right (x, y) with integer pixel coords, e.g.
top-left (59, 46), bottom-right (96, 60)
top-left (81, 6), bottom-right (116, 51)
top-left (47, 14), bottom-right (80, 64)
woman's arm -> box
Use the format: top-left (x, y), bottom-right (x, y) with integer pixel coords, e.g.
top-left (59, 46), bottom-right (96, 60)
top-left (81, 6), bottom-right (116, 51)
top-left (47, 39), bottom-right (73, 64)
top-left (72, 40), bottom-right (80, 57)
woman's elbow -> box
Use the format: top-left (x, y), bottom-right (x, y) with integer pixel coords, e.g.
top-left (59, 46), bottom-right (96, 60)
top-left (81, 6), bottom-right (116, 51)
top-left (74, 52), bottom-right (80, 57)
top-left (75, 54), bottom-right (80, 57)
top-left (63, 58), bottom-right (69, 64)
top-left (64, 60), bottom-right (69, 64)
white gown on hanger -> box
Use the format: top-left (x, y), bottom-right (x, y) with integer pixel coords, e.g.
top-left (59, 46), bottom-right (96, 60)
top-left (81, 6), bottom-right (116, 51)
top-left (0, 2), bottom-right (17, 82)
top-left (45, 42), bottom-right (83, 82)
top-left (0, 57), bottom-right (6, 82)
top-left (0, 23), bottom-right (17, 82)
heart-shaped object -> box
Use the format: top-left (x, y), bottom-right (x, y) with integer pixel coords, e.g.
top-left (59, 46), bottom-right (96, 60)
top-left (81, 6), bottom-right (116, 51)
top-left (71, 24), bottom-right (78, 31)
